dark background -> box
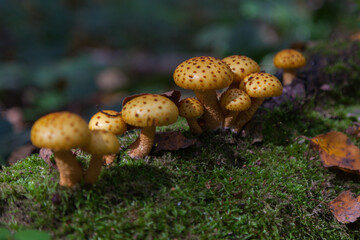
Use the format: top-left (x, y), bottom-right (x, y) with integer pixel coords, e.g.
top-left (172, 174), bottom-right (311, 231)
top-left (0, 0), bottom-right (359, 162)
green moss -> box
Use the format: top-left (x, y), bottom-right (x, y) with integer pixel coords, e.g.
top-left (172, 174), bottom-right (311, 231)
top-left (1, 98), bottom-right (360, 239)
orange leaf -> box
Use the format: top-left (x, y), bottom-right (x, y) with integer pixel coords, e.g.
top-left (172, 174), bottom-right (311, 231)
top-left (310, 131), bottom-right (360, 174)
top-left (329, 191), bottom-right (360, 224)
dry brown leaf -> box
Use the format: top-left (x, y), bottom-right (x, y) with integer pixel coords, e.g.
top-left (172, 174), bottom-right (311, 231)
top-left (154, 131), bottom-right (197, 152)
top-left (7, 144), bottom-right (37, 165)
top-left (122, 90), bottom-right (181, 107)
top-left (310, 131), bottom-right (360, 174)
top-left (345, 123), bottom-right (360, 139)
top-left (39, 148), bottom-right (57, 169)
top-left (329, 191), bottom-right (360, 224)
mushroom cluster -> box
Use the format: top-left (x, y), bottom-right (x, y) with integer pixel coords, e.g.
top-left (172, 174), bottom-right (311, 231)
top-left (29, 49), bottom-right (304, 188)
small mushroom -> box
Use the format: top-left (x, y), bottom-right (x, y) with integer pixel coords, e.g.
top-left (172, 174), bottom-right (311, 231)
top-left (88, 110), bottom-right (127, 165)
top-left (178, 98), bottom-right (204, 135)
top-left (222, 55), bottom-right (260, 89)
top-left (30, 112), bottom-right (90, 187)
top-left (173, 56), bottom-right (233, 130)
top-left (121, 94), bottom-right (179, 159)
top-left (273, 49), bottom-right (306, 86)
top-left (220, 88), bottom-right (251, 129)
top-left (233, 72), bottom-right (283, 133)
top-left (82, 130), bottom-right (120, 184)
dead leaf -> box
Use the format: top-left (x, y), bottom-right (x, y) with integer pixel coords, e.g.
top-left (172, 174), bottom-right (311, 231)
top-left (310, 131), bottom-right (360, 174)
top-left (329, 191), bottom-right (360, 224)
top-left (7, 144), bottom-right (37, 165)
top-left (154, 131), bottom-right (197, 152)
top-left (122, 90), bottom-right (181, 107)
top-left (39, 148), bottom-right (57, 169)
top-left (346, 123), bottom-right (360, 139)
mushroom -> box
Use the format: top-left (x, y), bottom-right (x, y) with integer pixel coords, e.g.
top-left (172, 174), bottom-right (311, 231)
top-left (30, 112), bottom-right (90, 187)
top-left (88, 110), bottom-right (127, 165)
top-left (220, 88), bottom-right (251, 129)
top-left (121, 94), bottom-right (179, 159)
top-left (233, 72), bottom-right (283, 133)
top-left (173, 56), bottom-right (233, 130)
top-left (222, 55), bottom-right (260, 89)
top-left (178, 98), bottom-right (204, 135)
top-left (273, 49), bottom-right (306, 86)
top-left (82, 130), bottom-right (120, 184)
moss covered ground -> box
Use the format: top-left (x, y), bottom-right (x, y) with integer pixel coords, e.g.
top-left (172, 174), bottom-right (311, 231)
top-left (1, 40), bottom-right (360, 239)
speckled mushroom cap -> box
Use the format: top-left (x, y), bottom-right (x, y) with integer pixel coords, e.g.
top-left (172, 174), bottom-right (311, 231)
top-left (173, 56), bottom-right (233, 91)
top-left (273, 49), bottom-right (306, 69)
top-left (178, 98), bottom-right (204, 119)
top-left (88, 110), bottom-right (127, 135)
top-left (31, 111), bottom-right (90, 151)
top-left (220, 88), bottom-right (251, 111)
top-left (83, 130), bottom-right (120, 155)
top-left (222, 55), bottom-right (260, 83)
top-left (244, 72), bottom-right (283, 98)
top-left (121, 94), bottom-right (179, 127)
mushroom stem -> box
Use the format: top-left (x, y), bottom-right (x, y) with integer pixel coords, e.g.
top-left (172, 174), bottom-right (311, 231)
top-left (128, 125), bottom-right (156, 159)
top-left (282, 68), bottom-right (296, 86)
top-left (224, 111), bottom-right (239, 129)
top-left (84, 155), bottom-right (103, 184)
top-left (195, 90), bottom-right (224, 130)
top-left (186, 118), bottom-right (203, 135)
top-left (53, 150), bottom-right (83, 187)
top-left (232, 98), bottom-right (264, 133)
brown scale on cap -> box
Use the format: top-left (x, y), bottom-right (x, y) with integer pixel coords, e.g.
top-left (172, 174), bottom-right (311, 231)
top-left (220, 88), bottom-right (251, 129)
top-left (82, 130), bottom-right (120, 184)
top-left (245, 72), bottom-right (283, 98)
top-left (233, 73), bottom-right (283, 133)
top-left (273, 49), bottom-right (306, 86)
top-left (222, 55), bottom-right (260, 88)
top-left (88, 110), bottom-right (127, 135)
top-left (31, 111), bottom-right (90, 187)
top-left (173, 56), bottom-right (233, 130)
top-left (178, 98), bottom-right (204, 135)
top-left (122, 94), bottom-right (179, 159)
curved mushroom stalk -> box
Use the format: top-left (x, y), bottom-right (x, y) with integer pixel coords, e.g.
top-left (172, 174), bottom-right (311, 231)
top-left (224, 111), bottom-right (240, 129)
top-left (53, 150), bottom-right (83, 187)
top-left (128, 126), bottom-right (156, 159)
top-left (84, 155), bottom-right (103, 184)
top-left (282, 68), bottom-right (296, 86)
top-left (232, 98), bottom-right (264, 133)
top-left (186, 118), bottom-right (203, 135)
top-left (195, 90), bottom-right (224, 130)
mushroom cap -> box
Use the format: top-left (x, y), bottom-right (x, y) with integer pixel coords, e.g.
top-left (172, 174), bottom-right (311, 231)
top-left (244, 72), bottom-right (283, 98)
top-left (178, 98), bottom-right (204, 119)
top-left (222, 55), bottom-right (260, 83)
top-left (121, 94), bottom-right (179, 127)
top-left (88, 110), bottom-right (127, 135)
top-left (31, 111), bottom-right (90, 151)
top-left (173, 56), bottom-right (233, 91)
top-left (273, 49), bottom-right (306, 69)
top-left (220, 88), bottom-right (251, 111)
top-left (83, 130), bottom-right (120, 155)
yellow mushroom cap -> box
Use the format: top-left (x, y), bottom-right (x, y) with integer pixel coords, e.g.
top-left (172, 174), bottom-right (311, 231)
top-left (244, 72), bottom-right (283, 98)
top-left (31, 111), bottom-right (90, 151)
top-left (83, 130), bottom-right (120, 155)
top-left (273, 49), bottom-right (306, 69)
top-left (220, 88), bottom-right (251, 111)
top-left (121, 94), bottom-right (179, 127)
top-left (88, 110), bottom-right (127, 135)
top-left (178, 98), bottom-right (204, 119)
top-left (222, 55), bottom-right (260, 83)
top-left (173, 56), bottom-right (233, 91)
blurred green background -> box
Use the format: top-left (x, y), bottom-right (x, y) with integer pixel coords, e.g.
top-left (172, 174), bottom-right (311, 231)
top-left (0, 0), bottom-right (359, 162)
